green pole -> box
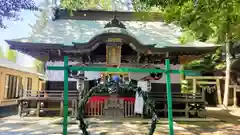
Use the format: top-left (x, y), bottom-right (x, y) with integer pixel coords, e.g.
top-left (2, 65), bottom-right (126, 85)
top-left (63, 56), bottom-right (69, 135)
top-left (165, 58), bottom-right (174, 135)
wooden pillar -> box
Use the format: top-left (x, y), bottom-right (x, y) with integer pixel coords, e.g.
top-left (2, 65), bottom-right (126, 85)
top-left (193, 79), bottom-right (197, 94)
top-left (18, 101), bottom-right (22, 117)
top-left (36, 101), bottom-right (40, 117)
top-left (60, 93), bottom-right (64, 117)
top-left (216, 79), bottom-right (222, 105)
top-left (233, 86), bottom-right (237, 107)
top-left (36, 90), bottom-right (41, 117)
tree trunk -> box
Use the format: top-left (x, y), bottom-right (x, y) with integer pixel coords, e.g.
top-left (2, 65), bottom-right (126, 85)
top-left (223, 44), bottom-right (231, 107)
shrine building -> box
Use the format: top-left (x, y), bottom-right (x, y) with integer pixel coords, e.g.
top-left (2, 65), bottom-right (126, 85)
top-left (5, 7), bottom-right (219, 117)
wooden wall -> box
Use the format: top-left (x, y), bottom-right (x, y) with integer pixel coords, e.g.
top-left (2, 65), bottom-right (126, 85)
top-left (0, 66), bottom-right (42, 106)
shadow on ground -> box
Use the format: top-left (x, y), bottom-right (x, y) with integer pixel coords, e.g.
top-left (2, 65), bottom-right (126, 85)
top-left (0, 104), bottom-right (17, 118)
top-left (176, 108), bottom-right (240, 135)
top-left (0, 107), bottom-right (240, 135)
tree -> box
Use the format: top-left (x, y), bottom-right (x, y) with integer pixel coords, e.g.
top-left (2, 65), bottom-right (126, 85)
top-left (61, 0), bottom-right (113, 11)
top-left (137, 0), bottom-right (240, 107)
top-left (34, 59), bottom-right (45, 73)
top-left (29, 0), bottom-right (50, 35)
top-left (184, 48), bottom-right (225, 72)
top-left (7, 49), bottom-right (17, 62)
top-left (0, 0), bottom-right (37, 28)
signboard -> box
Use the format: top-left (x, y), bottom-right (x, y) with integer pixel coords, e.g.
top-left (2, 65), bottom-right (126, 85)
top-left (106, 38), bottom-right (123, 46)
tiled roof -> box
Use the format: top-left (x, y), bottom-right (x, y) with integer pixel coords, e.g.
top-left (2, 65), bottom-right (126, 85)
top-left (7, 20), bottom-right (216, 48)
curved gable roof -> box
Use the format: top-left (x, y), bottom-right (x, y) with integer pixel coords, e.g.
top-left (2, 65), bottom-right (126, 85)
top-left (6, 19), bottom-right (213, 47)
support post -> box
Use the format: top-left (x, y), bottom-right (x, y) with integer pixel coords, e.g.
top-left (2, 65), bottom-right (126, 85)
top-left (233, 86), bottom-right (237, 107)
top-left (63, 56), bottom-right (69, 135)
top-left (165, 58), bottom-right (174, 135)
top-left (193, 79), bottom-right (197, 93)
top-left (216, 79), bottom-right (222, 105)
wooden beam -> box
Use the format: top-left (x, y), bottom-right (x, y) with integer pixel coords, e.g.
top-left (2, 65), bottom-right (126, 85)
top-left (186, 76), bottom-right (225, 80)
top-left (196, 81), bottom-right (217, 85)
top-left (216, 79), bottom-right (223, 105)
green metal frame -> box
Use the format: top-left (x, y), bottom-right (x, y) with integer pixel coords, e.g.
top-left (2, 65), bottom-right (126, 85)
top-left (47, 56), bottom-right (196, 135)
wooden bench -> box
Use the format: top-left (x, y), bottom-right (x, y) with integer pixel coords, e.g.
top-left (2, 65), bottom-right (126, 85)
top-left (18, 90), bottom-right (78, 117)
top-left (148, 91), bottom-right (207, 118)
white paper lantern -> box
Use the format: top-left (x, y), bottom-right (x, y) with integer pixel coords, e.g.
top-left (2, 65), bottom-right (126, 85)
top-left (137, 80), bottom-right (151, 92)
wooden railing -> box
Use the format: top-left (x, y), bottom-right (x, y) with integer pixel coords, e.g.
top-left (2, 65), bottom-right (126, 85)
top-left (124, 100), bottom-right (135, 117)
top-left (84, 96), bottom-right (135, 117)
top-left (85, 100), bottom-right (104, 116)
top-left (185, 76), bottom-right (225, 105)
top-left (20, 89), bottom-right (79, 98)
top-left (18, 90), bottom-right (136, 117)
top-left (148, 91), bottom-right (206, 118)
top-left (18, 90), bottom-right (78, 117)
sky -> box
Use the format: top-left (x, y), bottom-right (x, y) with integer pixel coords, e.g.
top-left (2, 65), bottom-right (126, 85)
top-left (0, 0), bottom-right (44, 67)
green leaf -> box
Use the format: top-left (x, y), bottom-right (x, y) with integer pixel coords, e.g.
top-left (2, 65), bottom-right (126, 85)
top-left (34, 59), bottom-right (45, 73)
top-left (7, 49), bottom-right (17, 62)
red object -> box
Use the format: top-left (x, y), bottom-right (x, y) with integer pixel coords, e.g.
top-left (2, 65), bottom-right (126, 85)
top-left (88, 96), bottom-right (135, 102)
top-left (85, 96), bottom-right (135, 114)
top-left (140, 76), bottom-right (161, 80)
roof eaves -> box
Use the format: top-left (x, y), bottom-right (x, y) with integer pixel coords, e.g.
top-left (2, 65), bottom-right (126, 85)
top-left (0, 58), bottom-right (45, 77)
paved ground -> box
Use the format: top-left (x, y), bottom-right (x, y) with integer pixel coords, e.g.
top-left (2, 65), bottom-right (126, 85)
top-left (0, 107), bottom-right (239, 135)
top-left (0, 116), bottom-right (188, 135)
top-left (175, 107), bottom-right (240, 135)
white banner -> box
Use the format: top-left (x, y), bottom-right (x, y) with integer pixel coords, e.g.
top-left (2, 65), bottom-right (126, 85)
top-left (129, 64), bottom-right (181, 83)
top-left (45, 61), bottom-right (101, 81)
top-left (46, 62), bottom-right (181, 83)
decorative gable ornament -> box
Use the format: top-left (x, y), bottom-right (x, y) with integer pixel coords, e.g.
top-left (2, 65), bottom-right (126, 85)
top-left (104, 16), bottom-right (126, 29)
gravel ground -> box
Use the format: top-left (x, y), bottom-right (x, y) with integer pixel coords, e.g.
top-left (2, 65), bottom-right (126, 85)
top-left (0, 107), bottom-right (239, 135)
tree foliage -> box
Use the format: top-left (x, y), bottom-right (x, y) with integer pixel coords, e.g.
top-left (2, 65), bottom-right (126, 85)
top-left (29, 0), bottom-right (50, 36)
top-left (34, 59), bottom-right (44, 73)
top-left (136, 1), bottom-right (240, 106)
top-left (132, 0), bottom-right (237, 77)
top-left (184, 48), bottom-right (225, 71)
top-left (60, 0), bottom-right (240, 44)
top-left (137, 0), bottom-right (240, 44)
top-left (0, 0), bottom-right (37, 28)
top-left (7, 49), bottom-right (17, 62)
top-left (61, 0), bottom-right (112, 11)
